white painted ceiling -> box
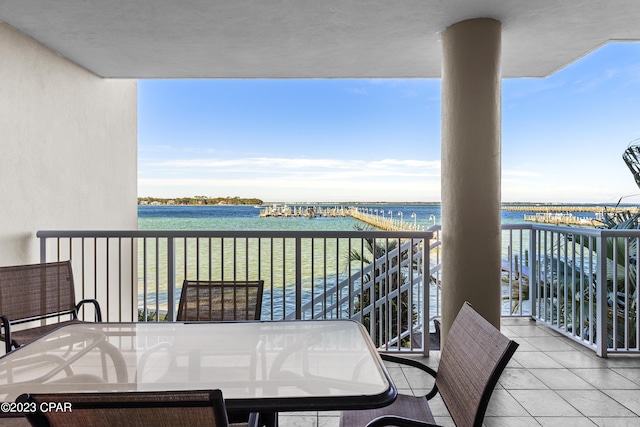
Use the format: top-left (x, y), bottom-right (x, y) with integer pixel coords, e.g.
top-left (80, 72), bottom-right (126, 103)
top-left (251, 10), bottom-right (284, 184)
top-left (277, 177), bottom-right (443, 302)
top-left (1, 0), bottom-right (639, 79)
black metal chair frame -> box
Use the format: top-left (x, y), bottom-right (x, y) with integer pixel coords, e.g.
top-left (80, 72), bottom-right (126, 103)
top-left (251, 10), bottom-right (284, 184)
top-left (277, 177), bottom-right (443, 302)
top-left (340, 302), bottom-right (519, 427)
top-left (0, 261), bottom-right (102, 354)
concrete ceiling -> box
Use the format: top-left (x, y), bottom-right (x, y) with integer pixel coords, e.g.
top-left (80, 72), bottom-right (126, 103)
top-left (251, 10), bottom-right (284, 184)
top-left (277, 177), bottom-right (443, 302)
top-left (1, 0), bottom-right (639, 79)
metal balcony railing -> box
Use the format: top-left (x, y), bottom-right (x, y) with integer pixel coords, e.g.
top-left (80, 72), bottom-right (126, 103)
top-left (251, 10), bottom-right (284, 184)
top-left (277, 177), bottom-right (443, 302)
top-left (37, 229), bottom-right (433, 354)
top-left (38, 223), bottom-right (640, 357)
top-left (496, 224), bottom-right (640, 357)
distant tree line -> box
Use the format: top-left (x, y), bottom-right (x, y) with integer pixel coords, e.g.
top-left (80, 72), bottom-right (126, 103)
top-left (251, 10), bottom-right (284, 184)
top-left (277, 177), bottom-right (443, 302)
top-left (138, 196), bottom-right (263, 206)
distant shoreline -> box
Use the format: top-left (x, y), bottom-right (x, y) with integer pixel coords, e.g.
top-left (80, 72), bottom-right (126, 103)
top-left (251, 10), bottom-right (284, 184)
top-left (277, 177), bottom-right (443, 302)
top-left (138, 202), bottom-right (639, 207)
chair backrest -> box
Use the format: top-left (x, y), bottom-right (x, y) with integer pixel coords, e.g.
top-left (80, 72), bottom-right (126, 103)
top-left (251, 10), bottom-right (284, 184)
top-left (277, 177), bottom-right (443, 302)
top-left (436, 302), bottom-right (519, 427)
top-left (0, 261), bottom-right (76, 323)
top-left (177, 280), bottom-right (264, 321)
top-left (19, 389), bottom-right (229, 427)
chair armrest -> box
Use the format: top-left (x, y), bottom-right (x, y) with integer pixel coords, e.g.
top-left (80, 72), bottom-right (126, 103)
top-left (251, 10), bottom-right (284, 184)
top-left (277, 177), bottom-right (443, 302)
top-left (367, 415), bottom-right (441, 427)
top-left (75, 299), bottom-right (103, 322)
top-left (0, 314), bottom-right (13, 354)
top-left (380, 354), bottom-right (439, 399)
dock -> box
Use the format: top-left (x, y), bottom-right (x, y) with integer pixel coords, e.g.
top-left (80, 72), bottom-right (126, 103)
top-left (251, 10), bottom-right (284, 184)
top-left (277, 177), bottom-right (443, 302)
top-left (259, 205), bottom-right (426, 231)
top-left (346, 207), bottom-right (425, 231)
top-left (259, 205), bottom-right (347, 218)
top-left (503, 205), bottom-right (639, 214)
top-left (523, 212), bottom-right (601, 227)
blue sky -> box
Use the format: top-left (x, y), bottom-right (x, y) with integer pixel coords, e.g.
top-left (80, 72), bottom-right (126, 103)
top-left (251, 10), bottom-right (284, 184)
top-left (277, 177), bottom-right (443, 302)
top-left (138, 42), bottom-right (640, 203)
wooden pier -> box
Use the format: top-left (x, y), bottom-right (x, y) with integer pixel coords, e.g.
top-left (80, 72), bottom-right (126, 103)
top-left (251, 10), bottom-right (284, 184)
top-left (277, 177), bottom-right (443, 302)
top-left (346, 208), bottom-right (425, 231)
top-left (502, 205), bottom-right (640, 214)
top-left (259, 205), bottom-right (425, 231)
top-left (523, 212), bottom-right (601, 227)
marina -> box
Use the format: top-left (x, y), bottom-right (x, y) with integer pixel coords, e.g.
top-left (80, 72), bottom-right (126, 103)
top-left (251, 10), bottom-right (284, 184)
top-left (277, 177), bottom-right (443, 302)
top-left (139, 203), bottom-right (640, 231)
top-left (346, 207), bottom-right (426, 231)
top-left (258, 205), bottom-right (427, 231)
top-left (523, 212), bottom-right (602, 226)
top-left (256, 203), bottom-right (631, 229)
top-left (259, 205), bottom-right (348, 218)
top-left (502, 204), bottom-right (640, 214)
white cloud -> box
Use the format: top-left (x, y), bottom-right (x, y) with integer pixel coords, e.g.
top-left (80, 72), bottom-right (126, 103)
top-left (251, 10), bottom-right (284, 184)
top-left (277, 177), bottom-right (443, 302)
top-left (139, 144), bottom-right (218, 154)
top-left (139, 144), bottom-right (174, 152)
top-left (346, 88), bottom-right (367, 95)
top-left (145, 157), bottom-right (439, 173)
top-left (138, 176), bottom-right (440, 202)
top-left (138, 156), bottom-right (441, 201)
top-left (502, 169), bottom-right (538, 177)
top-left (504, 78), bottom-right (566, 100)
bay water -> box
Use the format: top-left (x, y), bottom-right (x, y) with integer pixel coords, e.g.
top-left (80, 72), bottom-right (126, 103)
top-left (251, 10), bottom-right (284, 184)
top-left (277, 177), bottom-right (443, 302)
top-left (136, 204), bottom-right (596, 318)
top-left (138, 203), bottom-right (535, 230)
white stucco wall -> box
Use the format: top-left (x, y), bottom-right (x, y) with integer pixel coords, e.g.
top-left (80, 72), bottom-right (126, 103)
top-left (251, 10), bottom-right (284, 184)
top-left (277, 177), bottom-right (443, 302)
top-left (0, 22), bottom-right (137, 266)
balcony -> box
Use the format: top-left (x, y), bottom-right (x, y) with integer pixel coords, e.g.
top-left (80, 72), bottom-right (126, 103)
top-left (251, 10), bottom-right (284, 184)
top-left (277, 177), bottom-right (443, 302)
top-left (21, 223), bottom-right (640, 424)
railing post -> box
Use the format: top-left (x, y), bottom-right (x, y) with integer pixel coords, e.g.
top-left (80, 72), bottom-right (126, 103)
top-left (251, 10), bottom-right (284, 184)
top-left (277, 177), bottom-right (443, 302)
top-left (295, 236), bottom-right (302, 319)
top-left (529, 228), bottom-right (537, 319)
top-left (39, 236), bottom-right (47, 263)
top-left (596, 233), bottom-right (608, 357)
top-left (423, 236), bottom-right (430, 356)
top-left (167, 237), bottom-right (175, 321)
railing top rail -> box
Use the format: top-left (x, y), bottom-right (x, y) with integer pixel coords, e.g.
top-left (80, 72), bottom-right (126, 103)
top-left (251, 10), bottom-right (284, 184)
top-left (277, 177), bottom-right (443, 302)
top-left (528, 224), bottom-right (603, 235)
top-left (39, 224), bottom-right (640, 240)
top-left (501, 223), bottom-right (604, 235)
top-left (500, 223), bottom-right (533, 231)
top-left (37, 229), bottom-right (433, 239)
top-left (502, 223), bottom-right (640, 238)
top-left (598, 229), bottom-right (640, 237)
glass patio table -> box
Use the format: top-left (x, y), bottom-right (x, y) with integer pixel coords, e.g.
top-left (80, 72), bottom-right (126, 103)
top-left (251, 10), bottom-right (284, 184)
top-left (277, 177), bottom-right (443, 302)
top-left (0, 320), bottom-right (396, 424)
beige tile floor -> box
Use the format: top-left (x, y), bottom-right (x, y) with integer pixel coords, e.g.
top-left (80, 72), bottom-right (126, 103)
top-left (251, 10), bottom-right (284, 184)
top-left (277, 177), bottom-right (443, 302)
top-left (279, 317), bottom-right (640, 427)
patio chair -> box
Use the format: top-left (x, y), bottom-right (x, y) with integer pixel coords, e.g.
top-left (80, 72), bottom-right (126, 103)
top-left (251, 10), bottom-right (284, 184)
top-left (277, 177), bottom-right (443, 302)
top-left (176, 280), bottom-right (265, 425)
top-left (18, 389), bottom-right (259, 427)
top-left (177, 280), bottom-right (264, 321)
top-left (0, 261), bottom-right (102, 354)
top-left (339, 302), bottom-right (519, 427)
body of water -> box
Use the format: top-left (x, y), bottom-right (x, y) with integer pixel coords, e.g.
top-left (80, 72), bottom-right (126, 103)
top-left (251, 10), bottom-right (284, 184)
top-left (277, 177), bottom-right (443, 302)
top-left (138, 203), bottom-right (535, 230)
top-left (136, 203), bottom-right (599, 319)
